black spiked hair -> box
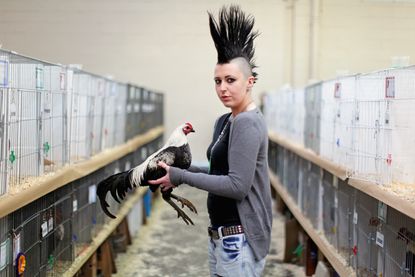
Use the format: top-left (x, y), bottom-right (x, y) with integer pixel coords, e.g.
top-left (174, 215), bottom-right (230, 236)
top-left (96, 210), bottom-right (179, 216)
top-left (208, 5), bottom-right (259, 79)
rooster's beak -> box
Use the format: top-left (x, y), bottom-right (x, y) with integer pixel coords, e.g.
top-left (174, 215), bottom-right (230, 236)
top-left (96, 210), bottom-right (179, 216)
top-left (191, 128), bottom-right (195, 133)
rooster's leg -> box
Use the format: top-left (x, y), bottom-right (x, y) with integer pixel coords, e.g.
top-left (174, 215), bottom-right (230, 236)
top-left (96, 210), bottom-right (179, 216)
top-left (170, 193), bottom-right (198, 214)
top-left (163, 198), bottom-right (194, 225)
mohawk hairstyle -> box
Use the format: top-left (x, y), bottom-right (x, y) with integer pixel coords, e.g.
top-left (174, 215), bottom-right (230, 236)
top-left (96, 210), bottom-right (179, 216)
top-left (208, 5), bottom-right (259, 79)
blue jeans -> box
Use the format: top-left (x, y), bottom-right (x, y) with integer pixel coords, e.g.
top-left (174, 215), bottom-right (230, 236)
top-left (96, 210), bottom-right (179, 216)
top-left (208, 233), bottom-right (266, 277)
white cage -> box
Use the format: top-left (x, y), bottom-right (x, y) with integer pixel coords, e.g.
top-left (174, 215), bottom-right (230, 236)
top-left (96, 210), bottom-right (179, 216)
top-left (68, 69), bottom-right (93, 162)
top-left (320, 79), bottom-right (338, 161)
top-left (332, 75), bottom-right (357, 172)
top-left (101, 80), bottom-right (117, 150)
top-left (90, 75), bottom-right (105, 155)
top-left (41, 64), bottom-right (68, 172)
top-left (352, 67), bottom-right (415, 185)
top-left (114, 83), bottom-right (127, 146)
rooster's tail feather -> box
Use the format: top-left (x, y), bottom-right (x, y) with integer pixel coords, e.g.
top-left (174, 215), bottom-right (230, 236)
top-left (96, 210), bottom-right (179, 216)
top-left (97, 171), bottom-right (133, 218)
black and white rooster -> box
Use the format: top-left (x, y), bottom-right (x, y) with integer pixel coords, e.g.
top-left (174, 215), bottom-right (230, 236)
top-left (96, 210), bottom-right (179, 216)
top-left (97, 123), bottom-right (197, 225)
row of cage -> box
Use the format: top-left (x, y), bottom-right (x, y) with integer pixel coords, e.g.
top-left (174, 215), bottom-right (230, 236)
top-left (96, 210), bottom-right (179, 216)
top-left (0, 49), bottom-right (164, 196)
top-left (269, 141), bottom-right (415, 277)
top-left (0, 136), bottom-right (163, 277)
top-left (264, 66), bottom-right (415, 186)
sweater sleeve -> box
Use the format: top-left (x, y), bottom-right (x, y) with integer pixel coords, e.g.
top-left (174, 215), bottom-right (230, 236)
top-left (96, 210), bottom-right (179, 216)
top-left (187, 165), bottom-right (209, 174)
top-left (169, 116), bottom-right (261, 201)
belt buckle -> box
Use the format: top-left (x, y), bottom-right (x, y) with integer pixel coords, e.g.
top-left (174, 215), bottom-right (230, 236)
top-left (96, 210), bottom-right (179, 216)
top-left (217, 226), bottom-right (224, 239)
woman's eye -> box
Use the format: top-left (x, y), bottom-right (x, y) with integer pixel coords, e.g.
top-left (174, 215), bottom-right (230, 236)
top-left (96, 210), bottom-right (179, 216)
top-left (215, 79), bottom-right (221, 85)
top-left (226, 78), bottom-right (235, 83)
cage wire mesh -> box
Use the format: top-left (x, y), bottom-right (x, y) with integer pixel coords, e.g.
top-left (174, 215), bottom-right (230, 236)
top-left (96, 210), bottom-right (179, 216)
top-left (304, 82), bottom-right (322, 155)
top-left (5, 54), bottom-right (43, 193)
top-left (381, 206), bottom-right (415, 276)
top-left (68, 69), bottom-right (93, 162)
top-left (0, 51), bottom-right (10, 196)
top-left (333, 75), bottom-right (357, 173)
top-left (337, 178), bottom-right (354, 266)
top-left (268, 135), bottom-right (415, 276)
top-left (90, 75), bottom-right (104, 155)
top-left (354, 190), bottom-right (379, 275)
top-left (320, 79), bottom-right (337, 161)
top-left (101, 80), bottom-right (117, 150)
top-left (351, 67), bottom-right (415, 186)
top-left (114, 83), bottom-right (127, 146)
top-left (284, 150), bottom-right (299, 203)
top-left (322, 171), bottom-right (338, 249)
top-left (302, 163), bottom-right (321, 230)
top-left (0, 48), bottom-right (164, 276)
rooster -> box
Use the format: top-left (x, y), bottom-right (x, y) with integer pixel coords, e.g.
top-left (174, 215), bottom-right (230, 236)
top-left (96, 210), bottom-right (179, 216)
top-left (97, 123), bottom-right (198, 225)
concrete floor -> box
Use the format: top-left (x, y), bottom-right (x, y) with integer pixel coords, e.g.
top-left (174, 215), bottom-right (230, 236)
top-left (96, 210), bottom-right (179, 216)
top-left (112, 186), bottom-right (305, 277)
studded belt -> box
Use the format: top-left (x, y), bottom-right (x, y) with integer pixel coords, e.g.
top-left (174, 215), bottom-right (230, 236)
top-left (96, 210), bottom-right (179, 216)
top-left (208, 225), bottom-right (244, 240)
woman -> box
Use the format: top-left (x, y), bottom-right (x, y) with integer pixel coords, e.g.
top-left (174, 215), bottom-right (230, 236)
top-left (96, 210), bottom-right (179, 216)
top-left (149, 5), bottom-right (272, 277)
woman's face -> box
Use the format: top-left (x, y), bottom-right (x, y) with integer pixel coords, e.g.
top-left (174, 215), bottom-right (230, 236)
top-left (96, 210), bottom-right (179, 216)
top-left (214, 61), bottom-right (254, 112)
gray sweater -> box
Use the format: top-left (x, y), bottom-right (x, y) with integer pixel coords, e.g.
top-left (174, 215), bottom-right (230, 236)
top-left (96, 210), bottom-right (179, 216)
top-left (169, 108), bottom-right (272, 261)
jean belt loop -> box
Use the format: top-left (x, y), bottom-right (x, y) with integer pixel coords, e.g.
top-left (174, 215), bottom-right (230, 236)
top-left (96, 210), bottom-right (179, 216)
top-left (218, 226), bottom-right (224, 239)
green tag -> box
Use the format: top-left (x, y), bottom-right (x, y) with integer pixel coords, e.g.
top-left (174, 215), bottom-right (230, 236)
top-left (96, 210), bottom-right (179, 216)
top-left (293, 243), bottom-right (303, 257)
top-left (43, 142), bottom-right (50, 154)
top-left (48, 254), bottom-right (55, 267)
top-left (9, 151), bottom-right (15, 164)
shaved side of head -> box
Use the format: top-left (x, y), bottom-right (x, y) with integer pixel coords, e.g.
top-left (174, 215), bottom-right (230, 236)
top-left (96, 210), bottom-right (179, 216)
top-left (229, 57), bottom-right (253, 79)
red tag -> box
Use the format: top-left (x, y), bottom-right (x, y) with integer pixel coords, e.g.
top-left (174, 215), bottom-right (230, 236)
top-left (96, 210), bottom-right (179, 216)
top-left (386, 154), bottom-right (392, 166)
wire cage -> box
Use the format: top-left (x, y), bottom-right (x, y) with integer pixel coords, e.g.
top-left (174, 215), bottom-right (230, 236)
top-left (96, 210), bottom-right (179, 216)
top-left (354, 190), bottom-right (379, 276)
top-left (0, 52), bottom-right (9, 196)
top-left (67, 68), bottom-right (93, 162)
top-left (101, 80), bottom-right (117, 150)
top-left (0, 51), bottom-right (47, 194)
top-left (337, 178), bottom-right (354, 265)
top-left (40, 64), bottom-right (68, 174)
top-left (351, 67), bottom-right (415, 186)
top-left (276, 144), bottom-right (286, 184)
top-left (301, 163), bottom-right (322, 230)
top-left (125, 84), bottom-right (141, 140)
top-left (332, 75), bottom-right (357, 172)
top-left (52, 184), bottom-right (74, 275)
top-left (89, 75), bottom-right (105, 155)
top-left (72, 178), bottom-right (93, 256)
top-left (0, 216), bottom-right (11, 277)
top-left (322, 171), bottom-right (338, 249)
top-left (320, 79), bottom-right (338, 161)
top-left (114, 83), bottom-right (127, 146)
top-left (304, 82), bottom-right (322, 155)
top-left (140, 88), bottom-right (152, 134)
top-left (297, 158), bottom-right (309, 211)
top-left (154, 92), bottom-right (164, 128)
top-left (283, 150), bottom-right (300, 204)
top-left (381, 206), bottom-right (415, 277)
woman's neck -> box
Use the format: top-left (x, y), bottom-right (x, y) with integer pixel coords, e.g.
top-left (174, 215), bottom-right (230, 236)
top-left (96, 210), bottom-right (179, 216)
top-left (231, 99), bottom-right (256, 117)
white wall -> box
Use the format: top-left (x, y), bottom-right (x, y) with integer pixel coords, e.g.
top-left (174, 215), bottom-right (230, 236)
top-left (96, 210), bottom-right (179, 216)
top-left (0, 0), bottom-right (284, 162)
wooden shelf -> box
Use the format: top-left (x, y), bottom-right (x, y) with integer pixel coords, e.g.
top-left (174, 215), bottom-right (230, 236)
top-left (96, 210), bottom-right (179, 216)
top-left (62, 186), bottom-right (149, 277)
top-left (268, 131), bottom-right (415, 221)
top-left (269, 131), bottom-right (348, 180)
top-left (269, 171), bottom-right (355, 277)
top-left (0, 126), bottom-right (164, 218)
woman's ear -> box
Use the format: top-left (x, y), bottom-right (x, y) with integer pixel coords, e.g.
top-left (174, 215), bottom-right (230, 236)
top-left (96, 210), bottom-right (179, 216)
top-left (247, 76), bottom-right (255, 89)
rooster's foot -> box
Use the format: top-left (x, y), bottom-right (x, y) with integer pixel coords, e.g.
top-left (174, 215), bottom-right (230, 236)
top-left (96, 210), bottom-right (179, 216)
top-left (165, 199), bottom-right (194, 225)
top-left (170, 193), bottom-right (198, 214)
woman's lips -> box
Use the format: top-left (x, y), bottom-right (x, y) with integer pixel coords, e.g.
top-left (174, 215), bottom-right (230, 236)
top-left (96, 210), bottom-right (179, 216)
top-left (221, 96), bottom-right (230, 101)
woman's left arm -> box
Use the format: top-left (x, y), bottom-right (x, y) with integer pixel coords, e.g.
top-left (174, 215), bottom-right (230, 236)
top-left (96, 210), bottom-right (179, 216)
top-left (151, 117), bottom-right (261, 201)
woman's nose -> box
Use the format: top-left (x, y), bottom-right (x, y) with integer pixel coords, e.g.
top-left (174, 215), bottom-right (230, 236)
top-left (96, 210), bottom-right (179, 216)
top-left (219, 82), bottom-right (227, 92)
